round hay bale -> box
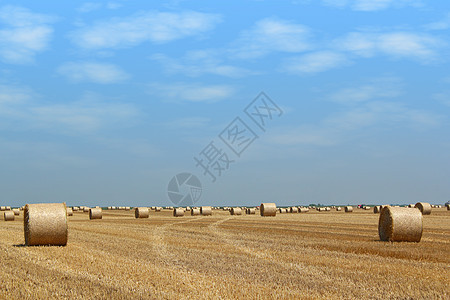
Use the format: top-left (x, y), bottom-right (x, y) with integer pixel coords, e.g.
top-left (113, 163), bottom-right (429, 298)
top-left (344, 206), bottom-right (353, 213)
top-left (326, 207), bottom-right (331, 211)
top-left (447, 204), bottom-right (450, 211)
top-left (299, 207), bottom-right (309, 213)
top-left (246, 208), bottom-right (256, 215)
top-left (415, 202), bottom-right (431, 215)
top-left (6, 206), bottom-right (11, 210)
top-left (4, 211), bottom-right (15, 221)
top-left (378, 206), bottom-right (423, 242)
top-left (83, 207), bottom-right (90, 213)
top-left (89, 208), bottom-right (102, 220)
top-left (336, 207), bottom-right (342, 211)
top-left (230, 207), bottom-right (242, 215)
top-left (191, 208), bottom-right (200, 216)
top-left (72, 207), bottom-right (79, 212)
top-left (66, 208), bottom-right (73, 216)
top-left (0, 206), bottom-right (6, 211)
top-left (155, 207), bottom-right (162, 212)
top-left (290, 207), bottom-right (298, 213)
top-left (201, 206), bottom-right (212, 216)
top-left (373, 205), bottom-right (382, 213)
top-left (260, 203), bottom-right (277, 217)
top-left (12, 208), bottom-right (20, 216)
top-left (24, 203), bottom-right (68, 246)
top-left (173, 208), bottom-right (184, 217)
top-left (135, 207), bottom-right (149, 218)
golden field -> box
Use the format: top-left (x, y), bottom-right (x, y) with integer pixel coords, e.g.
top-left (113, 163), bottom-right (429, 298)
top-left (1, 207), bottom-right (449, 299)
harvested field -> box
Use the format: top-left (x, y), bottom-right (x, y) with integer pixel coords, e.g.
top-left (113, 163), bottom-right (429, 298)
top-left (0, 208), bottom-right (449, 299)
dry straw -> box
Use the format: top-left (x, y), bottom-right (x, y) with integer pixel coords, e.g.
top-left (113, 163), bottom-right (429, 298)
top-left (89, 207), bottom-right (102, 220)
top-left (299, 207), bottom-right (309, 213)
top-left (373, 206), bottom-right (382, 213)
top-left (378, 206), bottom-right (423, 242)
top-left (0, 206), bottom-right (5, 211)
top-left (344, 206), bottom-right (353, 213)
top-left (336, 207), bottom-right (342, 211)
top-left (13, 208), bottom-right (20, 216)
top-left (173, 208), bottom-right (184, 217)
top-left (260, 203), bottom-right (277, 217)
top-left (230, 207), bottom-right (242, 215)
top-left (155, 207), bottom-right (162, 212)
top-left (290, 207), bottom-right (298, 213)
top-left (246, 208), bottom-right (256, 215)
top-left (24, 203), bottom-right (68, 246)
top-left (201, 206), bottom-right (212, 216)
top-left (4, 211), bottom-right (15, 221)
top-left (135, 207), bottom-right (149, 218)
top-left (73, 207), bottom-right (79, 212)
top-left (66, 208), bottom-right (73, 217)
top-left (83, 207), bottom-right (90, 213)
top-left (415, 202), bottom-right (431, 215)
top-left (191, 208), bottom-right (200, 216)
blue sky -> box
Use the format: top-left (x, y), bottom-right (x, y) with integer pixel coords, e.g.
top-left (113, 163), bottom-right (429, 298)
top-left (1, 0), bottom-right (449, 207)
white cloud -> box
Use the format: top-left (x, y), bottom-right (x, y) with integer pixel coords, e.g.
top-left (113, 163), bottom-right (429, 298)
top-left (232, 18), bottom-right (312, 59)
top-left (328, 77), bottom-right (402, 105)
top-left (336, 31), bottom-right (441, 62)
top-left (0, 86), bottom-right (138, 133)
top-left (57, 62), bottom-right (130, 84)
top-left (433, 92), bottom-right (450, 107)
top-left (151, 51), bottom-right (256, 78)
top-left (149, 82), bottom-right (235, 102)
top-left (0, 5), bottom-right (56, 64)
top-left (70, 11), bottom-right (221, 49)
top-left (424, 13), bottom-right (450, 30)
top-left (163, 117), bottom-right (211, 129)
top-left (77, 3), bottom-right (103, 13)
top-left (282, 51), bottom-right (348, 74)
top-left (322, 0), bottom-right (422, 11)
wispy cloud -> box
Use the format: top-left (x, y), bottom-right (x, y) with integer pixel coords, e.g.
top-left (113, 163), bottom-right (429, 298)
top-left (57, 61), bottom-right (130, 84)
top-left (328, 77), bottom-right (402, 105)
top-left (77, 2), bottom-right (123, 13)
top-left (151, 51), bottom-right (256, 78)
top-left (0, 5), bottom-right (56, 64)
top-left (149, 82), bottom-right (235, 102)
top-left (0, 86), bottom-right (138, 133)
top-left (336, 31), bottom-right (441, 62)
top-left (282, 51), bottom-right (349, 74)
top-left (424, 12), bottom-right (450, 30)
top-left (322, 0), bottom-right (422, 11)
top-left (70, 10), bottom-right (222, 50)
top-left (231, 18), bottom-right (312, 59)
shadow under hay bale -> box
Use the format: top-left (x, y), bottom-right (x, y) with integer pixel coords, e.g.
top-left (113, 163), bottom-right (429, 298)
top-left (135, 207), bottom-right (149, 218)
top-left (24, 203), bottom-right (68, 246)
top-left (415, 202), bottom-right (431, 215)
top-left (89, 208), bottom-right (102, 220)
top-left (378, 206), bottom-right (423, 242)
top-left (260, 203), bottom-right (276, 217)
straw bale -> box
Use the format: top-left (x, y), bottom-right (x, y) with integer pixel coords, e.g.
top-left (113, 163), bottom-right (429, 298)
top-left (73, 207), bottom-right (79, 211)
top-left (89, 207), bottom-right (102, 220)
top-left (378, 206), bottom-right (422, 242)
top-left (344, 206), bottom-right (353, 212)
top-left (415, 202), bottom-right (431, 215)
top-left (0, 206), bottom-right (5, 211)
top-left (191, 208), bottom-right (200, 216)
top-left (230, 207), bottom-right (242, 215)
top-left (246, 208), bottom-right (256, 214)
top-left (6, 206), bottom-right (11, 210)
top-left (66, 208), bottom-right (73, 216)
top-left (173, 208), bottom-right (184, 217)
top-left (290, 207), bottom-right (298, 213)
top-left (373, 205), bottom-right (382, 213)
top-left (13, 208), bottom-right (20, 216)
top-left (24, 203), bottom-right (68, 246)
top-left (336, 207), bottom-right (342, 211)
top-left (260, 203), bottom-right (277, 216)
top-left (4, 211), bottom-right (14, 221)
top-left (201, 206), bottom-right (212, 216)
top-left (135, 207), bottom-right (149, 218)
top-left (83, 207), bottom-right (90, 213)
top-left (299, 207), bottom-right (309, 213)
top-left (155, 207), bottom-right (162, 212)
